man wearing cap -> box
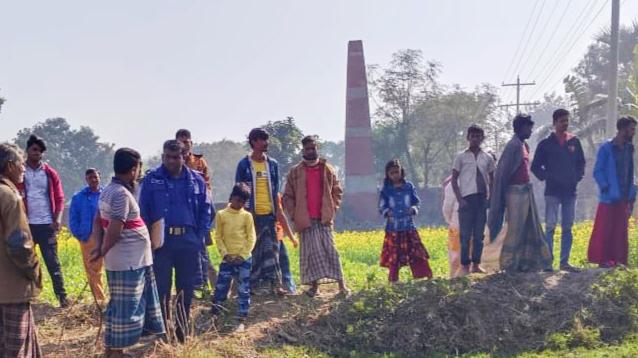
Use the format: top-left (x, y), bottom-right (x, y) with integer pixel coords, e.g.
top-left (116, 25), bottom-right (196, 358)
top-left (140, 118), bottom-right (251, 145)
top-left (488, 114), bottom-right (552, 272)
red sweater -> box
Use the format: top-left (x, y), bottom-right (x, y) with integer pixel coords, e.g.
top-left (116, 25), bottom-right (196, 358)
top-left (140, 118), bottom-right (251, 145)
top-left (16, 163), bottom-right (65, 222)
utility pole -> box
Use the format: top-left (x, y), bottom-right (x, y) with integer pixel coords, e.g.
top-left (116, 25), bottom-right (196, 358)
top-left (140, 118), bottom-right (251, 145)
top-left (499, 75), bottom-right (540, 113)
top-left (606, 0), bottom-right (620, 136)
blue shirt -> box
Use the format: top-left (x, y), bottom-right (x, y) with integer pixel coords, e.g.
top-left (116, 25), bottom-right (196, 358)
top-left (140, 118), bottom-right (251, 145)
top-left (378, 180), bottom-right (420, 232)
top-left (140, 165), bottom-right (212, 249)
top-left (69, 186), bottom-right (102, 242)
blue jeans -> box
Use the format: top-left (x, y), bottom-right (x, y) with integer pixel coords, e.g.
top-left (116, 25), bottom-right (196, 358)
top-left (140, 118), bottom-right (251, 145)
top-left (544, 195), bottom-right (576, 266)
top-left (458, 193), bottom-right (487, 266)
top-left (279, 242), bottom-right (297, 293)
top-left (213, 258), bottom-right (252, 318)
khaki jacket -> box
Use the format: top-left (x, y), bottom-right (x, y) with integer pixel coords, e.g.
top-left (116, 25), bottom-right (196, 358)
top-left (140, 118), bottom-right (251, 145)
top-left (283, 159), bottom-right (343, 232)
top-left (0, 177), bottom-right (42, 303)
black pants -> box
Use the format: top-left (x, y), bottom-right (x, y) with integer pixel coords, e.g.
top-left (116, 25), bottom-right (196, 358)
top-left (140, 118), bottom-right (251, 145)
top-left (458, 193), bottom-right (487, 266)
top-left (29, 224), bottom-right (66, 300)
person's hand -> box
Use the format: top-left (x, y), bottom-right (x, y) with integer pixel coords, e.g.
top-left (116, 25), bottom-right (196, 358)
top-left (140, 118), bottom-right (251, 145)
top-left (223, 254), bottom-right (234, 263)
top-left (290, 237), bottom-right (299, 249)
top-left (385, 210), bottom-right (393, 218)
top-left (51, 221), bottom-right (61, 232)
top-left (232, 256), bottom-right (244, 265)
top-left (89, 246), bottom-right (102, 263)
top-left (459, 199), bottom-right (469, 209)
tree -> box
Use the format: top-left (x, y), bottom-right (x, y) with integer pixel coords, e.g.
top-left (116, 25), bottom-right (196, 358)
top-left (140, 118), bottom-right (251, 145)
top-left (369, 49), bottom-right (442, 183)
top-left (319, 140), bottom-right (345, 183)
top-left (193, 139), bottom-right (248, 203)
top-left (15, 118), bottom-right (115, 200)
top-left (261, 117), bottom-right (304, 180)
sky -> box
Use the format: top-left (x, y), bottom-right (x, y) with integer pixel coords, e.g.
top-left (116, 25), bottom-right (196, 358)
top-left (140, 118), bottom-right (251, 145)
top-left (1, 0), bottom-right (637, 157)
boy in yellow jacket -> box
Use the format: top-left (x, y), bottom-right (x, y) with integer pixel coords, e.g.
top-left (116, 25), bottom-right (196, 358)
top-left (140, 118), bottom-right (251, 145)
top-left (211, 183), bottom-right (256, 321)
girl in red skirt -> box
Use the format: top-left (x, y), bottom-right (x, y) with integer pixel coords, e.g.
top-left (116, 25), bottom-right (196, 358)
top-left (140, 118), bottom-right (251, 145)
top-left (379, 159), bottom-right (433, 282)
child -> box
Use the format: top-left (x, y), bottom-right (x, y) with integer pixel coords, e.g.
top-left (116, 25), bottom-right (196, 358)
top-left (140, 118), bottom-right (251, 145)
top-left (379, 159), bottom-right (433, 282)
top-left (211, 183), bottom-right (257, 323)
top-left (275, 193), bottom-right (299, 294)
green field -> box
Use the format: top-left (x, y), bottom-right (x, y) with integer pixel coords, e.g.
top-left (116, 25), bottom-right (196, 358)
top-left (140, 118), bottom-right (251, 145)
top-left (36, 221), bottom-right (638, 357)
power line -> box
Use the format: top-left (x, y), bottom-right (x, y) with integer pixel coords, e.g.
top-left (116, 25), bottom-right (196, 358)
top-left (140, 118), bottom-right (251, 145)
top-left (501, 0), bottom-right (541, 85)
top-left (516, 0), bottom-right (562, 80)
top-left (523, 0), bottom-right (574, 81)
top-left (525, 0), bottom-right (599, 92)
top-left (530, 0), bottom-right (610, 99)
top-left (507, 0), bottom-right (547, 84)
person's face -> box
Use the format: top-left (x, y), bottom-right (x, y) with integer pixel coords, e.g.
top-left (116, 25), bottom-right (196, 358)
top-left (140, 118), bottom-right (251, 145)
top-left (177, 136), bottom-right (193, 154)
top-left (229, 196), bottom-right (245, 210)
top-left (518, 124), bottom-right (533, 140)
top-left (622, 123), bottom-right (637, 141)
top-left (302, 141), bottom-right (318, 161)
top-left (388, 166), bottom-right (402, 184)
top-left (554, 115), bottom-right (569, 132)
top-left (162, 148), bottom-right (184, 175)
top-left (251, 138), bottom-right (268, 153)
top-left (6, 156), bottom-right (26, 184)
top-left (27, 144), bottom-right (44, 163)
top-left (130, 163), bottom-right (142, 183)
top-left (86, 172), bottom-right (101, 191)
top-left (468, 132), bottom-right (484, 148)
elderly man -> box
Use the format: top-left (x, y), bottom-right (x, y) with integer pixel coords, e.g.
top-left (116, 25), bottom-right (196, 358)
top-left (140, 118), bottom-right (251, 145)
top-left (140, 140), bottom-right (212, 342)
top-left (0, 143), bottom-right (43, 358)
top-left (284, 135), bottom-right (349, 297)
top-left (488, 114), bottom-right (552, 273)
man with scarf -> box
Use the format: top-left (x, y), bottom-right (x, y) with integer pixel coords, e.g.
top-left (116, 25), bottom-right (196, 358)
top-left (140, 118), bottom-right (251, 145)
top-left (487, 114), bottom-right (552, 272)
top-left (283, 135), bottom-right (349, 297)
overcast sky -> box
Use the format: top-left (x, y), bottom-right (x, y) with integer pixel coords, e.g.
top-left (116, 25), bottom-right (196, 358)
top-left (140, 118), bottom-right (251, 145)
top-left (1, 0), bottom-right (636, 156)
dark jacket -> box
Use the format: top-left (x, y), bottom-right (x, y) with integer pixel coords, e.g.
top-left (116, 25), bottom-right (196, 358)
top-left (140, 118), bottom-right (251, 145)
top-left (593, 140), bottom-right (637, 203)
top-left (531, 133), bottom-right (586, 197)
top-left (235, 155), bottom-right (279, 215)
top-left (69, 186), bottom-right (102, 242)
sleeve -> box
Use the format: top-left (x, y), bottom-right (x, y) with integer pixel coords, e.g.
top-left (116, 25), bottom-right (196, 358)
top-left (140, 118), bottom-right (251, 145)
top-left (69, 194), bottom-right (81, 238)
top-left (330, 166), bottom-right (343, 210)
top-left (1, 192), bottom-right (40, 281)
top-left (214, 212), bottom-right (227, 257)
top-left (488, 155), bottom-right (496, 173)
top-left (109, 191), bottom-right (130, 222)
top-left (50, 169), bottom-right (65, 221)
top-left (530, 141), bottom-right (546, 181)
top-left (409, 183), bottom-right (421, 215)
top-left (283, 170), bottom-right (296, 218)
top-left (139, 179), bottom-right (152, 225)
top-left (378, 189), bottom-right (389, 217)
top-left (196, 180), bottom-right (213, 241)
top-left (241, 213), bottom-right (257, 259)
top-left (201, 158), bottom-right (212, 188)
top-left (593, 145), bottom-right (609, 192)
top-left (575, 139), bottom-right (586, 181)
top-left (235, 159), bottom-right (244, 183)
top-left (452, 154), bottom-right (462, 172)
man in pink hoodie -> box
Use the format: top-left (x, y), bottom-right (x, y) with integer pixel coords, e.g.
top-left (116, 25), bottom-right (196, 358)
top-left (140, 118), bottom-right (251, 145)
top-left (18, 135), bottom-right (68, 307)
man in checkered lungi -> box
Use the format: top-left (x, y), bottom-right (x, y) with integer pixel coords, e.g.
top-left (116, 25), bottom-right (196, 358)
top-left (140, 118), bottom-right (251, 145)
top-left (0, 143), bottom-right (43, 358)
top-left (91, 148), bottom-right (165, 358)
top-left (283, 136), bottom-right (349, 297)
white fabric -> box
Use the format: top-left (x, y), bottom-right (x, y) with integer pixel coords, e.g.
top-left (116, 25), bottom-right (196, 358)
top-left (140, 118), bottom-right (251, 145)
top-left (442, 183), bottom-right (459, 229)
top-left (25, 164), bottom-right (52, 224)
top-left (452, 149), bottom-right (496, 198)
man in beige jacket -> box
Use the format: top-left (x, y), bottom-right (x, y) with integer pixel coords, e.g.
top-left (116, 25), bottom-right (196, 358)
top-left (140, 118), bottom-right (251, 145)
top-left (0, 143), bottom-right (43, 358)
top-left (283, 136), bottom-right (349, 297)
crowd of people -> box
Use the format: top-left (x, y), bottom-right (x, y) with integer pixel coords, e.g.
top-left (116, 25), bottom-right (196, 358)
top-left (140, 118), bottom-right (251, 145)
top-left (0, 109), bottom-right (636, 357)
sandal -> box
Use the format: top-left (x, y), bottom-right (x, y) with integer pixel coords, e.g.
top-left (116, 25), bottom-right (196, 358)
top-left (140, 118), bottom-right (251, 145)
top-left (304, 286), bottom-right (318, 297)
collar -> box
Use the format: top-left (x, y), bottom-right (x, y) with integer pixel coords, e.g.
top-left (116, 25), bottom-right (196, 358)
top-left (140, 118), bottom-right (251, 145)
top-left (111, 177), bottom-right (135, 194)
top-left (82, 186), bottom-right (103, 194)
top-left (302, 158), bottom-right (326, 168)
top-left (159, 165), bottom-right (187, 180)
top-left (27, 161), bottom-right (44, 171)
top-left (0, 176), bottom-right (18, 192)
top-left (226, 204), bottom-right (244, 213)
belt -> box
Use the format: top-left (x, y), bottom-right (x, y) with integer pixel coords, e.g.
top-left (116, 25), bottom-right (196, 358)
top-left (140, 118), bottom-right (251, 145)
top-left (167, 226), bottom-right (188, 235)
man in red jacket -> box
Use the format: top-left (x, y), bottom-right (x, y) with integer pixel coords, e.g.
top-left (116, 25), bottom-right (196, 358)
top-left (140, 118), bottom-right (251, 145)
top-left (20, 135), bottom-right (68, 307)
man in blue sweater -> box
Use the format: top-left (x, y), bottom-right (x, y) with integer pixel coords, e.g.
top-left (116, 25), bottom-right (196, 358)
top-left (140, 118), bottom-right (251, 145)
top-left (69, 168), bottom-right (105, 303)
top-left (531, 109), bottom-right (586, 272)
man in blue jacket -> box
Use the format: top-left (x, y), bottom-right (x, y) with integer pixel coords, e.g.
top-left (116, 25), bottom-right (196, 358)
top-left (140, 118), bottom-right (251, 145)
top-left (235, 128), bottom-right (287, 295)
top-left (531, 109), bottom-right (586, 272)
top-left (69, 168), bottom-right (105, 304)
top-left (139, 140), bottom-right (212, 342)
top-left (588, 116), bottom-right (637, 268)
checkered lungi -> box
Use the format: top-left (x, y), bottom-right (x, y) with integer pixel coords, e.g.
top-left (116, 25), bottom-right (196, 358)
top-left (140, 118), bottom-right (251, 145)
top-left (105, 266), bottom-right (166, 349)
top-left (300, 219), bottom-right (344, 285)
top-left (250, 214), bottom-right (282, 287)
top-left (0, 303), bottom-right (41, 358)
